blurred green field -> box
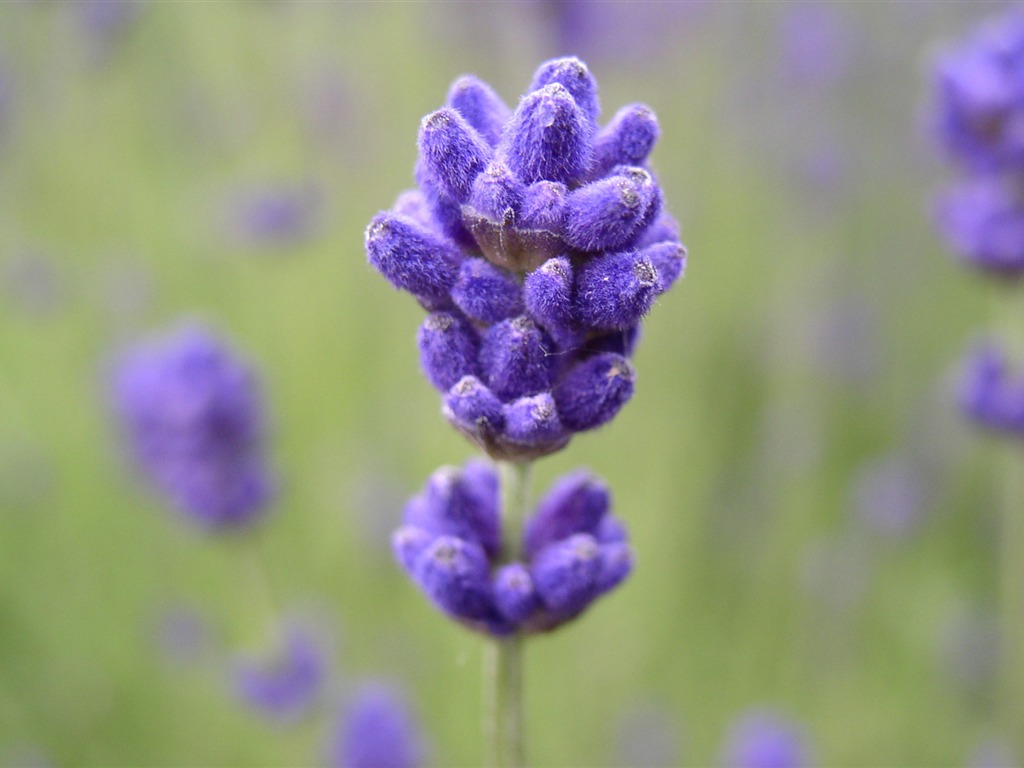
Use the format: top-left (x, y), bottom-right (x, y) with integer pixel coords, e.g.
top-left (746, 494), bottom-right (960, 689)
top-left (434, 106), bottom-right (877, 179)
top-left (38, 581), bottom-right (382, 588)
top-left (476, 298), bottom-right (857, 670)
top-left (0, 2), bottom-right (1017, 766)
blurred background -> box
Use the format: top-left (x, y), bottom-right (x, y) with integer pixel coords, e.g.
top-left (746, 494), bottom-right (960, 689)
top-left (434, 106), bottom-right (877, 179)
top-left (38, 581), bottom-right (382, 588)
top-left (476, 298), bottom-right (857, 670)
top-left (0, 1), bottom-right (1018, 765)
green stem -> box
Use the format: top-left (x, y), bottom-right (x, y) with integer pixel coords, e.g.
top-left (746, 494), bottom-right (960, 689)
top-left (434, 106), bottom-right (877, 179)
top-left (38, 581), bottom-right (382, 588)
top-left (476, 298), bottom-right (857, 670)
top-left (994, 286), bottom-right (1024, 752)
top-left (485, 460), bottom-right (531, 768)
top-left (999, 443), bottom-right (1024, 753)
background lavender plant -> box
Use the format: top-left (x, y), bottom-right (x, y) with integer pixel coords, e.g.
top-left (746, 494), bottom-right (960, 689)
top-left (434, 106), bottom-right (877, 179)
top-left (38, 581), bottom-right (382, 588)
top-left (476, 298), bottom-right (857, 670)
top-left (0, 2), bottom-right (1014, 766)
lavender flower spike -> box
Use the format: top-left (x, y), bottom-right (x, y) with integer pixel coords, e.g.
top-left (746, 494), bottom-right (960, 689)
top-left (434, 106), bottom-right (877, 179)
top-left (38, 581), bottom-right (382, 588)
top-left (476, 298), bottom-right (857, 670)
top-left (111, 323), bottom-right (273, 529)
top-left (363, 56), bottom-right (686, 459)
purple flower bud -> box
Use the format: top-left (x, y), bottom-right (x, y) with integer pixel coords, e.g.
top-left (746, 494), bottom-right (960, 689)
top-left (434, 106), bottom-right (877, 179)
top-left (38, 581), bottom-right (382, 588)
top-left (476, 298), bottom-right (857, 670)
top-left (519, 181), bottom-right (568, 231)
top-left (443, 375), bottom-right (506, 437)
top-left (451, 258), bottom-right (524, 323)
top-left (531, 533), bottom-right (603, 616)
top-left (528, 56), bottom-right (601, 126)
top-left (392, 525), bottom-right (435, 574)
top-left (575, 249), bottom-right (662, 329)
top-left (418, 109), bottom-right (492, 204)
top-left (502, 393), bottom-right (566, 447)
top-left (232, 626), bottom-right (326, 722)
top-left (500, 83), bottom-right (594, 186)
top-left (563, 167), bottom-right (656, 252)
top-left (413, 535), bottom-right (495, 621)
top-left (935, 176), bottom-right (1024, 276)
top-left (524, 470), bottom-right (609, 557)
top-left (403, 462), bottom-right (500, 558)
top-left (524, 256), bottom-right (576, 336)
top-left (479, 316), bottom-right (557, 401)
top-left (642, 241), bottom-right (687, 293)
top-left (414, 161), bottom-right (478, 251)
top-left (417, 312), bottom-right (480, 391)
top-left (596, 513), bottom-right (628, 544)
top-left (392, 189), bottom-right (432, 227)
top-left (111, 324), bottom-right (273, 529)
top-left (492, 563), bottom-right (540, 624)
top-left (637, 210), bottom-right (681, 248)
top-left (447, 74), bottom-right (511, 147)
top-left (592, 104), bottom-right (659, 177)
top-left (720, 709), bottom-right (810, 768)
top-left (596, 541), bottom-right (633, 594)
top-left (365, 212), bottom-right (462, 302)
top-left (327, 683), bottom-right (425, 768)
top-left (467, 161), bottom-right (525, 223)
top-left (554, 352), bottom-right (635, 432)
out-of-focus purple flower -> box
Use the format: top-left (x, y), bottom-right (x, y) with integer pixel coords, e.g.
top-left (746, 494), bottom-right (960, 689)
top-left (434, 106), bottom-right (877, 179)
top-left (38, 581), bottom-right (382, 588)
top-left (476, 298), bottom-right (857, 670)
top-left (720, 709), bottom-right (811, 768)
top-left (932, 10), bottom-right (1024, 172)
top-left (777, 4), bottom-right (855, 90)
top-left (232, 625), bottom-right (327, 722)
top-left (392, 460), bottom-right (632, 636)
top-left (224, 183), bottom-right (323, 249)
top-left (958, 340), bottom-right (1024, 435)
top-left (850, 454), bottom-right (930, 540)
top-left (365, 57), bottom-right (686, 461)
top-left (111, 323), bottom-right (274, 529)
top-left (326, 682), bottom-right (425, 768)
top-left (936, 175), bottom-right (1024, 276)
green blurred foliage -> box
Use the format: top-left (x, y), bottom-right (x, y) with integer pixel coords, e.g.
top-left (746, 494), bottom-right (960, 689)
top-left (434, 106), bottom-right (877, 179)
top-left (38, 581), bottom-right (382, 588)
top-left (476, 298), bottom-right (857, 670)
top-left (0, 1), bottom-right (1016, 766)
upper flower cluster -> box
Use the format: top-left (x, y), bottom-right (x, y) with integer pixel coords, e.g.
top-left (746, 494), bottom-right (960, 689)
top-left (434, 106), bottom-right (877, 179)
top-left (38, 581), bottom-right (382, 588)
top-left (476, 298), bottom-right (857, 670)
top-left (366, 57), bottom-right (685, 459)
top-left (392, 460), bottom-right (632, 637)
top-left (932, 12), bottom-right (1024, 275)
top-left (111, 324), bottom-right (273, 529)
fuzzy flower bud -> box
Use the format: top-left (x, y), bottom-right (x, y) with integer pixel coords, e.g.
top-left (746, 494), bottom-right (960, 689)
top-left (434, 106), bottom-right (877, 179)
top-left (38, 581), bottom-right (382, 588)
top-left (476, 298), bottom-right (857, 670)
top-left (418, 108), bottom-right (492, 204)
top-left (447, 75), bottom-right (510, 147)
top-left (365, 212), bottom-right (462, 303)
top-left (591, 104), bottom-right (659, 177)
top-left (417, 311), bottom-right (479, 392)
top-left (500, 83), bottom-right (594, 186)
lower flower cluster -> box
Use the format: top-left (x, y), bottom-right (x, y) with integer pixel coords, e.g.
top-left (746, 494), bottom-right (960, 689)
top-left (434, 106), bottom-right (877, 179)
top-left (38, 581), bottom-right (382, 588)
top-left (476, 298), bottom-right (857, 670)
top-left (391, 459), bottom-right (632, 636)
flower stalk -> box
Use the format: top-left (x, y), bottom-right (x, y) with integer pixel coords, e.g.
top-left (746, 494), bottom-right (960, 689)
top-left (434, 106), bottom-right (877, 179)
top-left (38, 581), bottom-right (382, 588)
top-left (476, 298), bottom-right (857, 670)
top-left (485, 461), bottom-right (531, 768)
